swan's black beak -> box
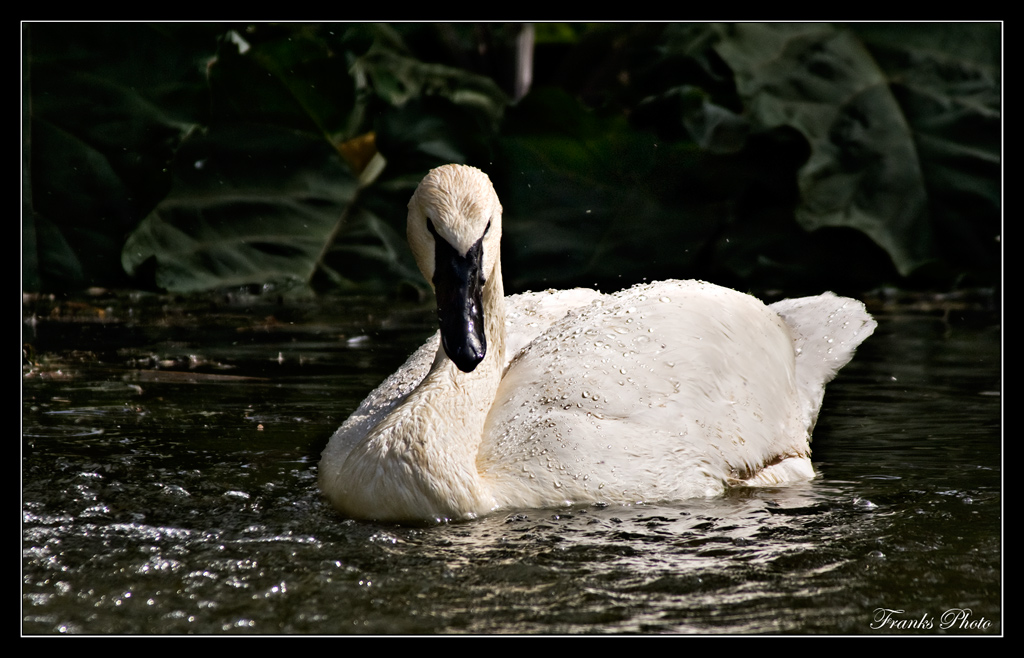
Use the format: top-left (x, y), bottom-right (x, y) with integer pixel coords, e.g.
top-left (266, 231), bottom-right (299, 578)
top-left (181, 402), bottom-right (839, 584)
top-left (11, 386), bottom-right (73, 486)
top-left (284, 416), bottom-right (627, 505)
top-left (429, 221), bottom-right (487, 373)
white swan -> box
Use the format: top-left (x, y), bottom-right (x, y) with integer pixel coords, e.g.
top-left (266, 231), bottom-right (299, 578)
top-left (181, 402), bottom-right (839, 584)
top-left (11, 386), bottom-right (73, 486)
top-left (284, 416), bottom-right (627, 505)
top-left (319, 164), bottom-right (876, 522)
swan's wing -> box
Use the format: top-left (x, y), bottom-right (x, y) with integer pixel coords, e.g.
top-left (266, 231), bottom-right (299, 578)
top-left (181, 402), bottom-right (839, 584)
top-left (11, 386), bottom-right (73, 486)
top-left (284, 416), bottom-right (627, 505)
top-left (479, 280), bottom-right (809, 508)
top-left (503, 288), bottom-right (604, 367)
top-left (319, 332), bottom-right (440, 475)
top-left (770, 293), bottom-right (876, 432)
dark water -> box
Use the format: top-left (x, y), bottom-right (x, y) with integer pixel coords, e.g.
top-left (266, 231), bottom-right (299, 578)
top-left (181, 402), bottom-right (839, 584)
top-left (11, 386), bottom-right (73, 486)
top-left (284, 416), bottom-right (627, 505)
top-left (22, 290), bottom-right (1002, 635)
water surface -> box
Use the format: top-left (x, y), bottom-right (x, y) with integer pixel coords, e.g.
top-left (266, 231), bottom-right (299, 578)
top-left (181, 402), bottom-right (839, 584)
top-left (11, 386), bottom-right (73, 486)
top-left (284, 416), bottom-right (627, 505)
top-left (22, 290), bottom-right (1002, 634)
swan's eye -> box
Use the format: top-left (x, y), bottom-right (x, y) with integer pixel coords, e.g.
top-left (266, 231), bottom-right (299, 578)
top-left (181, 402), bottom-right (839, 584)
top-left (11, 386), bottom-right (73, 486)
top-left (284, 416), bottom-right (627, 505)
top-left (483, 220), bottom-right (492, 236)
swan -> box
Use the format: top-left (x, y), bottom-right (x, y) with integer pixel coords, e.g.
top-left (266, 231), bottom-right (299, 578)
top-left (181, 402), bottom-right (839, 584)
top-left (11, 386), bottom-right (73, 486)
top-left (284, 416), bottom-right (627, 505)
top-left (319, 164), bottom-right (876, 523)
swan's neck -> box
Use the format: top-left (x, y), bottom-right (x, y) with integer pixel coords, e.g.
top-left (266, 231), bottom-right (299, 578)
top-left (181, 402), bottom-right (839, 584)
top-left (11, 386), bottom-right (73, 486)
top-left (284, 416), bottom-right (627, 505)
top-left (343, 261), bottom-right (507, 521)
top-left (422, 261), bottom-right (507, 443)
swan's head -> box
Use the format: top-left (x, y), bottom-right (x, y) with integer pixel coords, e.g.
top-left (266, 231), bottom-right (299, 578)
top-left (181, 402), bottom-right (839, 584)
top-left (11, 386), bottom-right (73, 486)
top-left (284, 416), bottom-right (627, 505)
top-left (408, 164), bottom-right (503, 373)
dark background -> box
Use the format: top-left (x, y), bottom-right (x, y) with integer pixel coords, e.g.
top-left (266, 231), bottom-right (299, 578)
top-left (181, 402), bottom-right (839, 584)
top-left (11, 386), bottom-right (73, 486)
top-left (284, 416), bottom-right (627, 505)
top-left (22, 22), bottom-right (1001, 299)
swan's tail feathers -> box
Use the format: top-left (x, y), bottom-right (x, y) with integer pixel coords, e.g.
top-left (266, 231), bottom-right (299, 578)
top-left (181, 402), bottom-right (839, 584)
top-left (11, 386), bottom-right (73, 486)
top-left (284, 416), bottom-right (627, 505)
top-left (770, 292), bottom-right (877, 432)
top-left (736, 455), bottom-right (816, 487)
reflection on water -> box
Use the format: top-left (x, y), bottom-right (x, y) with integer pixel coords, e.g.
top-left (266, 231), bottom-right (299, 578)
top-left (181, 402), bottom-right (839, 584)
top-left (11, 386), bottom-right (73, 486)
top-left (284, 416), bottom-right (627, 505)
top-left (22, 292), bottom-right (1001, 635)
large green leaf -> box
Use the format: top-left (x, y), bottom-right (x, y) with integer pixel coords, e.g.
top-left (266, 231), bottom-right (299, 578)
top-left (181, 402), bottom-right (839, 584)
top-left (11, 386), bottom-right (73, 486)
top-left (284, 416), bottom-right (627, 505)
top-left (848, 22), bottom-right (1001, 276)
top-left (712, 22), bottom-right (935, 276)
top-left (117, 25), bottom-right (510, 294)
top-left (122, 125), bottom-right (356, 292)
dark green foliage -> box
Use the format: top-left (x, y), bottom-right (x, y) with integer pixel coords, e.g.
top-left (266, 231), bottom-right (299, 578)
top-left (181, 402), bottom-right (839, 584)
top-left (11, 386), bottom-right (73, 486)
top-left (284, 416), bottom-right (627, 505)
top-left (23, 22), bottom-right (1001, 295)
